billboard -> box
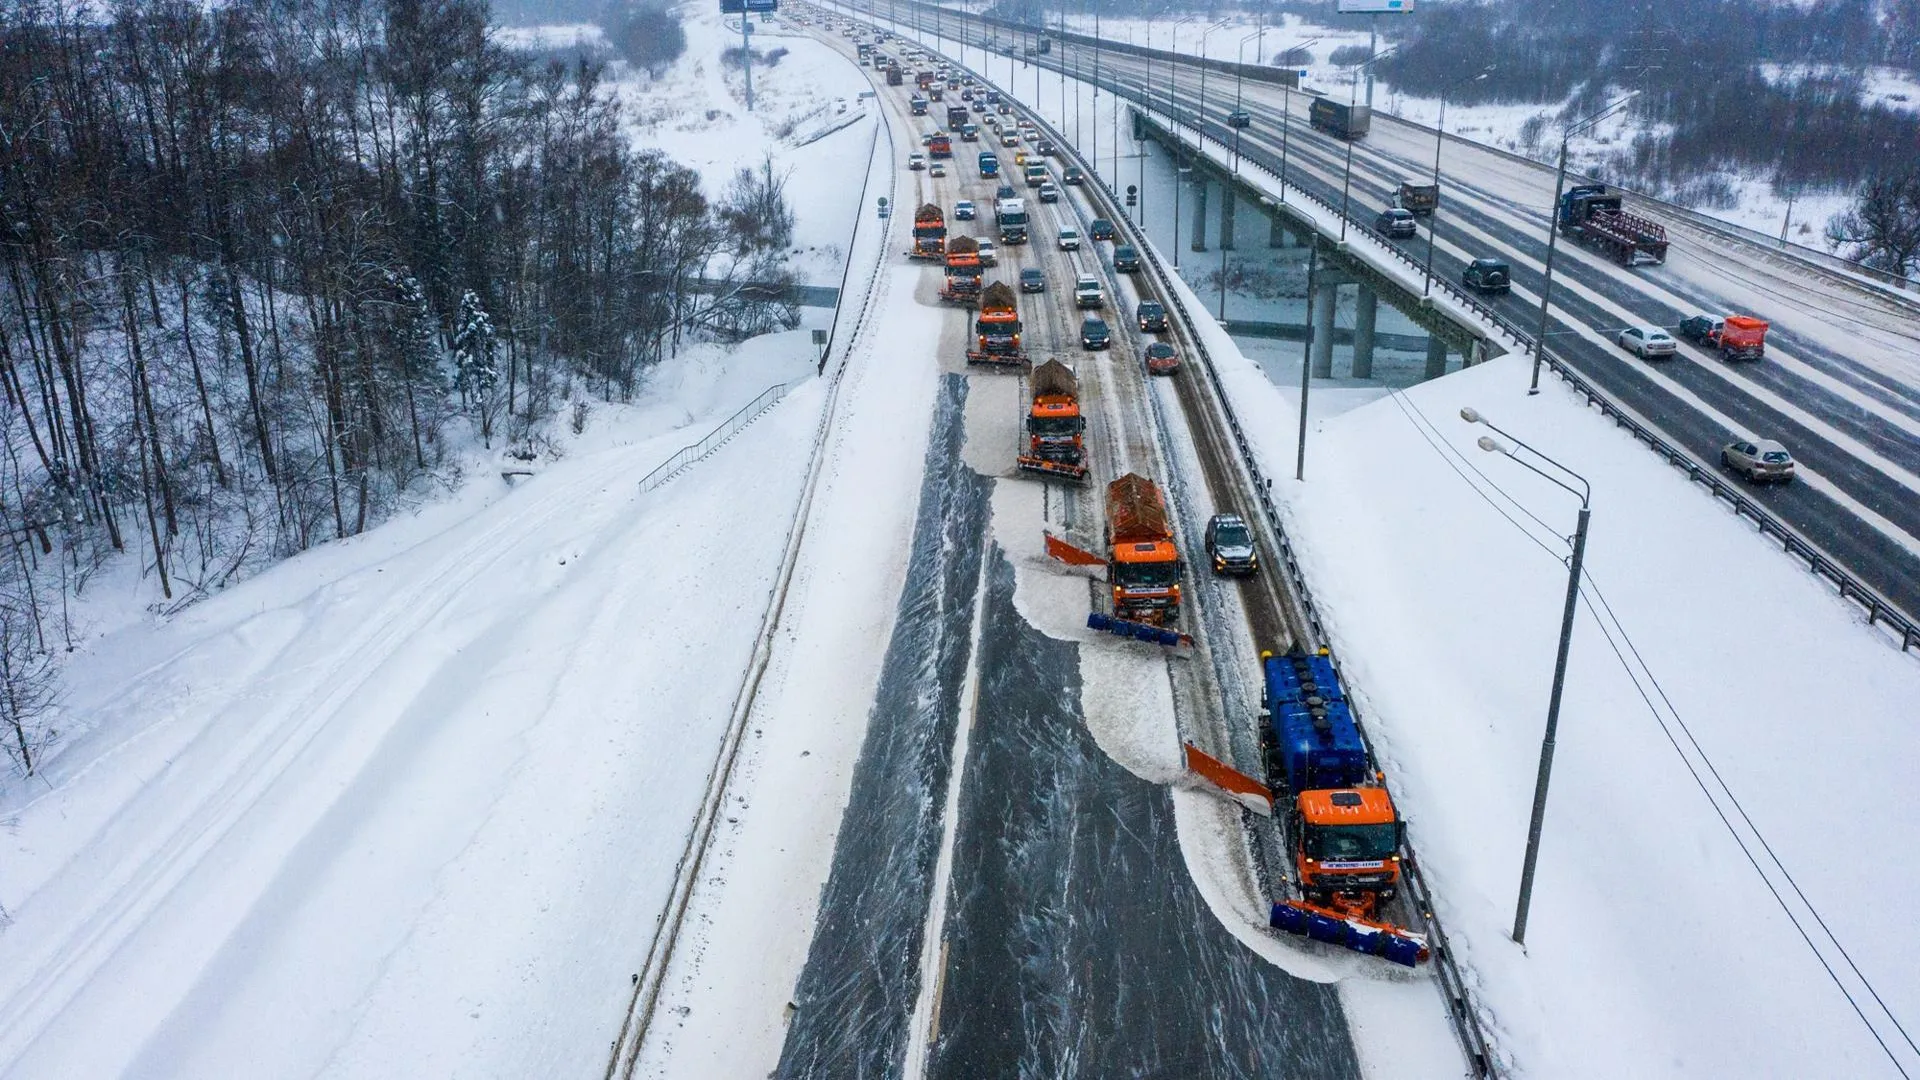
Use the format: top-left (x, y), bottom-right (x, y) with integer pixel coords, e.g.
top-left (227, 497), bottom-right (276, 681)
top-left (1336, 0), bottom-right (1413, 11)
top-left (744, 0), bottom-right (778, 11)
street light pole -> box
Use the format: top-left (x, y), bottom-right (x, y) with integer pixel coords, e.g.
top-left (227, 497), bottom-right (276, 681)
top-left (1460, 407), bottom-right (1591, 948)
top-left (1296, 242), bottom-right (1320, 480)
top-left (1529, 91), bottom-right (1639, 394)
top-left (1197, 20), bottom-right (1232, 147)
top-left (1339, 46), bottom-right (1396, 241)
top-left (1276, 38), bottom-right (1318, 203)
top-left (1424, 68), bottom-right (1492, 297)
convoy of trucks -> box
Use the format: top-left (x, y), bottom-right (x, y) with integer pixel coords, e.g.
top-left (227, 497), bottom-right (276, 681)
top-left (1016, 360), bottom-right (1088, 480)
top-left (1557, 184), bottom-right (1669, 266)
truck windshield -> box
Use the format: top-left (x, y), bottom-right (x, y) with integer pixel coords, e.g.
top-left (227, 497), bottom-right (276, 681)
top-left (1305, 823), bottom-right (1398, 862)
top-left (1031, 415), bottom-right (1083, 437)
top-left (1114, 560), bottom-right (1181, 588)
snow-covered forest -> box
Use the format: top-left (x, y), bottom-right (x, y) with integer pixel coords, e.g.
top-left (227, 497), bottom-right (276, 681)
top-left (0, 0), bottom-right (793, 773)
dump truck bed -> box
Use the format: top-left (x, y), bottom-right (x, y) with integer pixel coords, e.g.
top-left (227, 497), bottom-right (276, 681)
top-left (1106, 473), bottom-right (1172, 544)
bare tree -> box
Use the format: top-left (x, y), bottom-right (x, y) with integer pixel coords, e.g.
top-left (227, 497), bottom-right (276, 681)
top-left (1827, 172), bottom-right (1920, 279)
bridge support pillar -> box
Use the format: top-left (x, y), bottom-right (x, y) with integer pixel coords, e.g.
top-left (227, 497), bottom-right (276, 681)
top-left (1310, 282), bottom-right (1337, 379)
top-left (1352, 285), bottom-right (1378, 379)
top-left (1220, 186), bottom-right (1237, 250)
top-left (1425, 334), bottom-right (1450, 380)
top-left (1269, 217), bottom-right (1293, 248)
top-left (1191, 180), bottom-right (1209, 252)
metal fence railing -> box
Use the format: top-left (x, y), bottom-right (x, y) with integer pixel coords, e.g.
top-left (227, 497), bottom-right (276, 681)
top-left (636, 381), bottom-right (795, 495)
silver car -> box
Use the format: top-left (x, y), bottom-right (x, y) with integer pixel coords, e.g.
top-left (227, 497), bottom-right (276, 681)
top-left (1722, 438), bottom-right (1795, 483)
top-left (1619, 325), bottom-right (1678, 358)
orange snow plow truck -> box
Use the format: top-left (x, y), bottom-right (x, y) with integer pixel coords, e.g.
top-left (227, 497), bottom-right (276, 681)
top-left (908, 203), bottom-right (946, 261)
top-left (940, 236), bottom-right (982, 305)
top-left (1016, 360), bottom-right (1086, 480)
top-left (967, 280), bottom-right (1026, 366)
top-left (1106, 473), bottom-right (1182, 624)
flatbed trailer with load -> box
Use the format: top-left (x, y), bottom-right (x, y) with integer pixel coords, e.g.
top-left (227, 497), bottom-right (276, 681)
top-left (1558, 184), bottom-right (1669, 266)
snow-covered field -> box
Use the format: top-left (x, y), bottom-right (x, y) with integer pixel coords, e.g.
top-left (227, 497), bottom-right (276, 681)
top-left (0, 5), bottom-right (880, 1077)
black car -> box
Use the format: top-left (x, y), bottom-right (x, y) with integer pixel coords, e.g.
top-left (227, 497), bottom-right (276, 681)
top-left (1063, 165), bottom-right (1085, 185)
top-left (1112, 245), bottom-right (1141, 273)
top-left (1088, 217), bottom-right (1116, 241)
top-left (1080, 315), bottom-right (1111, 350)
top-left (1137, 300), bottom-right (1168, 332)
top-left (1019, 267), bottom-right (1046, 293)
top-left (1376, 207), bottom-right (1418, 238)
top-left (1035, 139), bottom-right (1057, 156)
top-left (1205, 513), bottom-right (1259, 575)
top-left (1461, 258), bottom-right (1511, 295)
top-left (995, 184), bottom-right (1018, 202)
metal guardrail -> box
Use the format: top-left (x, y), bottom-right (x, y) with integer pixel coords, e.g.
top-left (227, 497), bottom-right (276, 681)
top-left (1133, 109), bottom-right (1920, 655)
top-left (636, 381), bottom-right (795, 494)
top-left (897, 26), bottom-right (1508, 1076)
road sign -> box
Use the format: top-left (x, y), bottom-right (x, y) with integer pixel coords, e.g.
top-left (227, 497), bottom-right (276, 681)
top-left (878, 196), bottom-right (891, 218)
top-left (744, 0), bottom-right (778, 12)
top-left (1127, 184), bottom-right (1137, 195)
top-left (1336, 0), bottom-right (1413, 11)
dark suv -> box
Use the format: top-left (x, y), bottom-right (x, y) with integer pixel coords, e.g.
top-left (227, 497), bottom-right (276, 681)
top-left (1089, 218), bottom-right (1116, 241)
top-left (1019, 267), bottom-right (1046, 293)
top-left (1136, 300), bottom-right (1168, 332)
top-left (1376, 207), bottom-right (1418, 238)
top-left (1204, 513), bottom-right (1259, 575)
top-left (1461, 258), bottom-right (1512, 295)
top-left (1080, 315), bottom-right (1111, 350)
top-left (1112, 245), bottom-right (1141, 273)
top-left (1062, 165), bottom-right (1085, 185)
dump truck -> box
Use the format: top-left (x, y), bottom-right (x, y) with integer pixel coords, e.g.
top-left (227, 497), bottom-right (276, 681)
top-left (1557, 184), bottom-right (1668, 266)
top-left (1017, 360), bottom-right (1087, 480)
top-left (967, 280), bottom-right (1026, 366)
top-left (887, 63), bottom-right (904, 86)
top-left (1105, 474), bottom-right (1182, 625)
top-left (908, 203), bottom-right (946, 261)
top-left (1260, 649), bottom-right (1427, 967)
top-left (1395, 179), bottom-right (1439, 215)
top-left (939, 235), bottom-right (983, 306)
top-left (916, 70), bottom-right (934, 89)
top-left (1678, 313), bottom-right (1769, 361)
top-left (1309, 98), bottom-right (1370, 139)
top-left (928, 131), bottom-right (953, 159)
top-left (947, 103), bottom-right (970, 128)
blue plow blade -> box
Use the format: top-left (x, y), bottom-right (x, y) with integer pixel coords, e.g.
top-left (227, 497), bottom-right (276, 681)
top-left (1270, 902), bottom-right (1427, 968)
top-left (1086, 612), bottom-right (1189, 648)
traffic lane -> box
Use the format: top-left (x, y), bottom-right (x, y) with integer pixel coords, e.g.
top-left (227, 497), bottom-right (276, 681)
top-left (1218, 114), bottom-right (1920, 495)
top-left (1138, 101), bottom-right (1920, 611)
top-left (776, 375), bottom-right (991, 1079)
top-left (927, 553), bottom-right (1361, 1080)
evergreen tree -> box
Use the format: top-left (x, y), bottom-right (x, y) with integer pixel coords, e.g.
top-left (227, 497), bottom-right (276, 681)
top-left (453, 290), bottom-right (501, 446)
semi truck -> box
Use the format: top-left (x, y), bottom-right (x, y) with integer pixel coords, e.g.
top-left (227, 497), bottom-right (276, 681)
top-left (1678, 313), bottom-right (1768, 361)
top-left (967, 280), bottom-right (1026, 366)
top-left (939, 236), bottom-right (983, 306)
top-left (1016, 360), bottom-right (1087, 481)
top-left (1557, 184), bottom-right (1669, 266)
top-left (1105, 474), bottom-right (1182, 625)
top-left (908, 203), bottom-right (946, 261)
top-left (1309, 98), bottom-right (1370, 139)
top-left (1261, 649), bottom-right (1426, 967)
top-left (995, 196), bottom-right (1029, 244)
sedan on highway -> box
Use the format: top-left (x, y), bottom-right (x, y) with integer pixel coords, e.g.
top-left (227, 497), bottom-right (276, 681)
top-left (1063, 165), bottom-right (1085, 185)
top-left (1618, 325), bottom-right (1679, 359)
top-left (1019, 267), bottom-right (1046, 293)
top-left (929, 161), bottom-right (947, 177)
top-left (908, 152), bottom-right (926, 171)
top-left (1723, 438), bottom-right (1796, 483)
top-left (953, 199), bottom-right (975, 221)
top-left (1089, 218), bottom-right (1116, 241)
top-left (976, 239), bottom-right (998, 266)
top-left (1375, 207), bottom-right (1418, 238)
top-left (1144, 341), bottom-right (1180, 376)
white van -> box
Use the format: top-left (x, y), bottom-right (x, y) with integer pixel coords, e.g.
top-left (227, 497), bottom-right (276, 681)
top-left (1057, 226), bottom-right (1081, 251)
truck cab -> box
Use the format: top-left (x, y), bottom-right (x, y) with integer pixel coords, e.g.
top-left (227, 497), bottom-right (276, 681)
top-left (1294, 788), bottom-right (1403, 906)
top-left (978, 151), bottom-right (1000, 177)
